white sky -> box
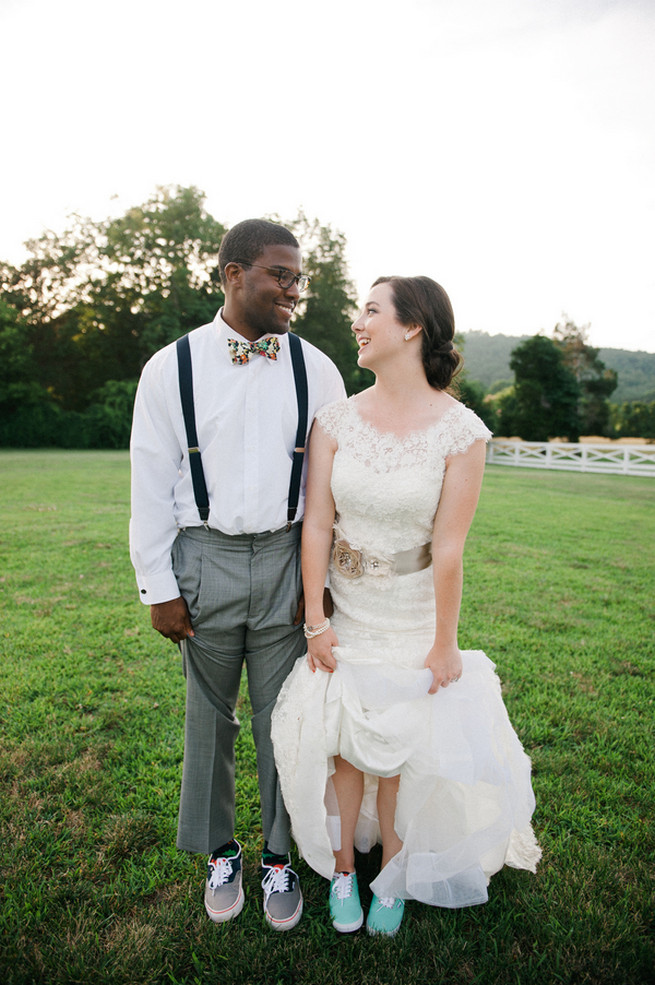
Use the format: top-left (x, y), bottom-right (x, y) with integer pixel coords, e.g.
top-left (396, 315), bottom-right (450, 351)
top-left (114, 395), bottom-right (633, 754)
top-left (1, 0), bottom-right (654, 352)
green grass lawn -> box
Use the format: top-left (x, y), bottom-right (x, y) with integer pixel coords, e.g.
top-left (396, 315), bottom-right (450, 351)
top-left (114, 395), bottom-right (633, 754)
top-left (0, 451), bottom-right (653, 985)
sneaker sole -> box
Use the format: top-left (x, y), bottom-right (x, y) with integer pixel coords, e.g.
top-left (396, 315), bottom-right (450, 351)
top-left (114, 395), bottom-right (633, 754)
top-left (366, 912), bottom-right (404, 938)
top-left (366, 923), bottom-right (401, 937)
top-left (332, 911), bottom-right (364, 933)
top-left (205, 886), bottom-right (245, 923)
top-left (264, 895), bottom-right (303, 931)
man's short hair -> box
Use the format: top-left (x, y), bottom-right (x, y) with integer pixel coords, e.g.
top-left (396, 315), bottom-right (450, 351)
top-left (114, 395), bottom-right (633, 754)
top-left (218, 219), bottom-right (299, 287)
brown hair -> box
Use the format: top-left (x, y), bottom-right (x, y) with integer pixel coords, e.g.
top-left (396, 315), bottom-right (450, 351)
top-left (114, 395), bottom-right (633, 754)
top-left (373, 275), bottom-right (463, 390)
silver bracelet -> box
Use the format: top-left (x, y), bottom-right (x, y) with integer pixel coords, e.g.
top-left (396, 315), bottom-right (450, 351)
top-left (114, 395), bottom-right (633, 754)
top-left (303, 618), bottom-right (330, 639)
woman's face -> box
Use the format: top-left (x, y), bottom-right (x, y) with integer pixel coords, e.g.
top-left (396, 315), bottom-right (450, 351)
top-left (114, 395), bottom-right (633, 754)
top-left (352, 282), bottom-right (406, 368)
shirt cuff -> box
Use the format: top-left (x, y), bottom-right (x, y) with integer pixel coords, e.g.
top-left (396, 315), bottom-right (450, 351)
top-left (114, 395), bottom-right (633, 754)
top-left (136, 569), bottom-right (182, 606)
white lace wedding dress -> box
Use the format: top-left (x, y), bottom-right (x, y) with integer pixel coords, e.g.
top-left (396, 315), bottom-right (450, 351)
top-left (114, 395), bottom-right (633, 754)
top-left (272, 397), bottom-right (541, 908)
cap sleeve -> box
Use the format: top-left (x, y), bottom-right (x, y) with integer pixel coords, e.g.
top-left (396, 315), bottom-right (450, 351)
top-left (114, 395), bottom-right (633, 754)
top-left (315, 398), bottom-right (349, 441)
top-left (441, 405), bottom-right (493, 458)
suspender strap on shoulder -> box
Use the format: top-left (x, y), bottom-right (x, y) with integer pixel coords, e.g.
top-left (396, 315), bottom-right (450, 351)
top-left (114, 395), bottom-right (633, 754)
top-left (287, 332), bottom-right (309, 529)
top-left (176, 334), bottom-right (210, 524)
top-left (176, 331), bottom-right (308, 531)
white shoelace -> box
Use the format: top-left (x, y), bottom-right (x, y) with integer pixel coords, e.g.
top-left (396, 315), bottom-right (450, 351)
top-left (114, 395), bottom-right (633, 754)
top-left (376, 896), bottom-right (397, 909)
top-left (332, 872), bottom-right (356, 900)
top-left (262, 863), bottom-right (293, 900)
top-left (208, 856), bottom-right (234, 890)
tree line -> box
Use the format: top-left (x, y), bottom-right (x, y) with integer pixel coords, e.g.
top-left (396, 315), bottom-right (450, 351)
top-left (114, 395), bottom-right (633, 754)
top-left (0, 185), bottom-right (652, 447)
top-left (478, 322), bottom-right (655, 441)
top-left (458, 330), bottom-right (655, 405)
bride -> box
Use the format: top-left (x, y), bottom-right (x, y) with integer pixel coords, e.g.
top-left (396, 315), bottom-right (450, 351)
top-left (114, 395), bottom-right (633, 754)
top-left (272, 275), bottom-right (540, 937)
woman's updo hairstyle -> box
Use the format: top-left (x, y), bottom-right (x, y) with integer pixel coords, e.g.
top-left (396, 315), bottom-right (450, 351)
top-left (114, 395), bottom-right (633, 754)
top-left (373, 275), bottom-right (463, 390)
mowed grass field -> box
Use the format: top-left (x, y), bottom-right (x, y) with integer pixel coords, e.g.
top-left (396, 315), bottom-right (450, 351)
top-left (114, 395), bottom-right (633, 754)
top-left (0, 450), bottom-right (653, 985)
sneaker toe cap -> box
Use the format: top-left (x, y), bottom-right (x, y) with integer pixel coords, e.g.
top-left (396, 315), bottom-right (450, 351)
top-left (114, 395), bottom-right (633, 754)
top-left (264, 888), bottom-right (303, 930)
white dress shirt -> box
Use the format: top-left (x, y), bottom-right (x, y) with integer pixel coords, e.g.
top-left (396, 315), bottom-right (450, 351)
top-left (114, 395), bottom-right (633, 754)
top-left (129, 309), bottom-right (346, 604)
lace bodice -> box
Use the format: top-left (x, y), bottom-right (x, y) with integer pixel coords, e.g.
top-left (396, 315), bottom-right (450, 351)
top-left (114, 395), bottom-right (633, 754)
top-left (317, 398), bottom-right (491, 555)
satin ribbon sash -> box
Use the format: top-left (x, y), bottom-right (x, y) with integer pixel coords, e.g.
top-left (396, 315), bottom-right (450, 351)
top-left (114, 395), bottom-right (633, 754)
top-left (332, 531), bottom-right (432, 578)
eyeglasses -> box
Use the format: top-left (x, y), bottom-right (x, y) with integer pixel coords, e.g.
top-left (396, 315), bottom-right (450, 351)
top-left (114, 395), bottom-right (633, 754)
top-left (234, 260), bottom-right (310, 293)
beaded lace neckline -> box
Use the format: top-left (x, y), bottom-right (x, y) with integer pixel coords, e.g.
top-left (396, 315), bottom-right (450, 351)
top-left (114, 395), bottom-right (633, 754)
top-left (317, 397), bottom-right (491, 479)
top-left (348, 399), bottom-right (461, 444)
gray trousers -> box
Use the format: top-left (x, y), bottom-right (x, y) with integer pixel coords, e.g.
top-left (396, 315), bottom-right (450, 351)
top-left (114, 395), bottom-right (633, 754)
top-left (172, 524), bottom-right (305, 856)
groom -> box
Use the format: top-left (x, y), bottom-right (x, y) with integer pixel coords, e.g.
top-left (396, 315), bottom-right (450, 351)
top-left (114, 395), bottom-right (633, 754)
top-left (129, 218), bottom-right (345, 929)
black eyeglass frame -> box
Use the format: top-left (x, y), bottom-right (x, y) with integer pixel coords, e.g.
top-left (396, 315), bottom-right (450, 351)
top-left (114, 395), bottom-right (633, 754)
top-left (232, 260), bottom-right (310, 293)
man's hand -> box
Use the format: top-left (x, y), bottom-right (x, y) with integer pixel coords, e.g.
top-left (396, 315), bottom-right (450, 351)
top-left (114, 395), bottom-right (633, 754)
top-left (151, 597), bottom-right (194, 644)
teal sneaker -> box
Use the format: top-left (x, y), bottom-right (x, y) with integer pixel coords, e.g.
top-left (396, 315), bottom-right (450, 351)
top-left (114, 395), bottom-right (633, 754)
top-left (329, 871), bottom-right (364, 933)
top-left (366, 895), bottom-right (405, 937)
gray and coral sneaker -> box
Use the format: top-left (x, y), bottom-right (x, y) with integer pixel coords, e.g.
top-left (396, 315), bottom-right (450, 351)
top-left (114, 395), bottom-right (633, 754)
top-left (261, 852), bottom-right (303, 931)
top-left (204, 839), bottom-right (244, 923)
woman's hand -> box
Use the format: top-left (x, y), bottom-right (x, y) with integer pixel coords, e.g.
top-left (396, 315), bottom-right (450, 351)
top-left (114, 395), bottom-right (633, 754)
top-left (307, 626), bottom-right (339, 674)
top-left (424, 642), bottom-right (463, 694)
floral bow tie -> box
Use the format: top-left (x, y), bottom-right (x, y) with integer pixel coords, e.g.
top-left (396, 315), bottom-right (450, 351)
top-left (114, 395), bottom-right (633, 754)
top-left (228, 336), bottom-right (280, 364)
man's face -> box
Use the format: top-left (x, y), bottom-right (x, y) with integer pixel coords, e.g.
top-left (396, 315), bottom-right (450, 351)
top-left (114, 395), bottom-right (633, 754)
top-left (236, 244), bottom-right (303, 340)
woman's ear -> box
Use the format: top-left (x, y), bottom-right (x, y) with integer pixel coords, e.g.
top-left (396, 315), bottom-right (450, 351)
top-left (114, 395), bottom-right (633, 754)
top-left (404, 323), bottom-right (423, 342)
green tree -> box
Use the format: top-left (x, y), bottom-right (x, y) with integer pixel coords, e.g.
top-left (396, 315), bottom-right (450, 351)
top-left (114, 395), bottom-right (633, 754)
top-left (83, 379), bottom-right (139, 448)
top-left (286, 213), bottom-right (364, 394)
top-left (0, 300), bottom-right (72, 448)
top-left (0, 299), bottom-right (47, 414)
top-left (552, 318), bottom-right (617, 435)
top-left (610, 401), bottom-right (655, 439)
top-left (99, 186), bottom-right (226, 364)
top-left (0, 190), bottom-right (367, 445)
top-left (455, 334), bottom-right (495, 429)
top-left (500, 335), bottom-right (581, 441)
top-left (1, 186), bottom-right (226, 411)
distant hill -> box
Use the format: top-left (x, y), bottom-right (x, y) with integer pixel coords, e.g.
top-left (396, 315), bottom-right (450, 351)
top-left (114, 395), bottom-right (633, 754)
top-left (597, 348), bottom-right (655, 403)
top-left (459, 331), bottom-right (655, 403)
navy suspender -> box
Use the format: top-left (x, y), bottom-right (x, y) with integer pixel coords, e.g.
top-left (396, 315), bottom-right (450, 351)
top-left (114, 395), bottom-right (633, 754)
top-left (287, 332), bottom-right (309, 530)
top-left (176, 334), bottom-right (210, 523)
top-left (176, 332), bottom-right (309, 529)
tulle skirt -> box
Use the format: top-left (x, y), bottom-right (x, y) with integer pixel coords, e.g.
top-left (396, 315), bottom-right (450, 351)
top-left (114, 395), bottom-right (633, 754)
top-left (271, 571), bottom-right (541, 907)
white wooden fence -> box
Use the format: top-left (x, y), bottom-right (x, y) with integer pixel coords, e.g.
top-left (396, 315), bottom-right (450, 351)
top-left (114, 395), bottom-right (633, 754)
top-left (486, 440), bottom-right (655, 477)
